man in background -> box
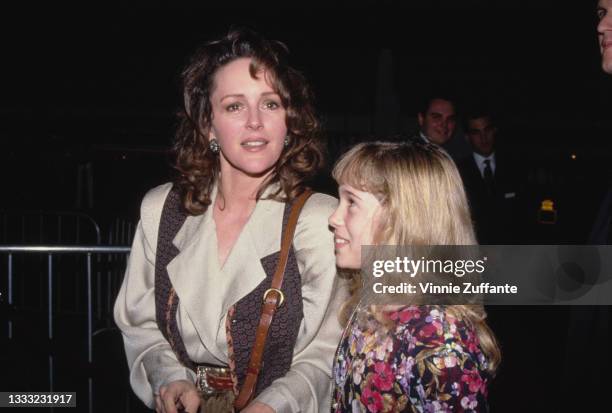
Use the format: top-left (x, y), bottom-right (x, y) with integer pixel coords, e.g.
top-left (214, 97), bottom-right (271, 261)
top-left (562, 4), bottom-right (612, 410)
top-left (597, 0), bottom-right (612, 74)
top-left (414, 95), bottom-right (471, 161)
top-left (591, 0), bottom-right (612, 242)
top-left (416, 96), bottom-right (456, 146)
top-left (457, 110), bottom-right (523, 244)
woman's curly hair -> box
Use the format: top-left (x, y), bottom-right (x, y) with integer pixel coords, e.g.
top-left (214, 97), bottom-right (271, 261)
top-left (173, 28), bottom-right (324, 215)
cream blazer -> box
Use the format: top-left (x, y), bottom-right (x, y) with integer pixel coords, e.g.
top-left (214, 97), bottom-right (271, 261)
top-left (113, 183), bottom-right (347, 412)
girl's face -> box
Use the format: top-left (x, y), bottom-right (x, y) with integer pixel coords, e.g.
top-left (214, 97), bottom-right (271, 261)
top-left (209, 57), bottom-right (287, 179)
top-left (328, 184), bottom-right (383, 269)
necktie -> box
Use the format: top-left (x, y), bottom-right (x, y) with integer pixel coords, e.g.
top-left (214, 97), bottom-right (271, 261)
top-left (483, 159), bottom-right (494, 194)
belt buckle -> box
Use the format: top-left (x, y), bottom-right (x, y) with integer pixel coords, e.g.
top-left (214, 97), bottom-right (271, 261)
top-left (196, 366), bottom-right (230, 396)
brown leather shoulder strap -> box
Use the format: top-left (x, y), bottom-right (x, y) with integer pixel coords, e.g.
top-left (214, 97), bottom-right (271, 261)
top-left (234, 189), bottom-right (314, 410)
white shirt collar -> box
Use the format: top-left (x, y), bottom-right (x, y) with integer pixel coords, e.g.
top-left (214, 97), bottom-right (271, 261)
top-left (419, 131), bottom-right (432, 144)
top-left (473, 152), bottom-right (496, 178)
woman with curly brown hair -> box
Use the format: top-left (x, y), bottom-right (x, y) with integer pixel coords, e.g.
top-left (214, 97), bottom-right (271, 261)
top-left (114, 28), bottom-right (346, 413)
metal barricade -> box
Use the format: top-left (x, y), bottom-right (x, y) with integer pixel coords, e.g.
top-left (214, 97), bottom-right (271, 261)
top-left (0, 245), bottom-right (146, 413)
top-left (1, 245), bottom-right (130, 362)
top-left (0, 211), bottom-right (101, 245)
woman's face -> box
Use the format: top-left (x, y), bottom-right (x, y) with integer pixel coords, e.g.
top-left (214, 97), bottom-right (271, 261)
top-left (209, 58), bottom-right (287, 178)
top-left (328, 184), bottom-right (383, 270)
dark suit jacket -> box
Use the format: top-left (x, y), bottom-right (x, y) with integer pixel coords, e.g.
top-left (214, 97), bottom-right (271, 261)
top-left (457, 153), bottom-right (523, 244)
top-left (589, 186), bottom-right (612, 243)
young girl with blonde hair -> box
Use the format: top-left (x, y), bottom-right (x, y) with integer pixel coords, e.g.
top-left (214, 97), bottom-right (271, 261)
top-left (328, 141), bottom-right (500, 412)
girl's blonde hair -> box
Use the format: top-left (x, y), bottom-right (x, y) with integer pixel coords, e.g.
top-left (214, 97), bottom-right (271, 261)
top-left (332, 140), bottom-right (501, 373)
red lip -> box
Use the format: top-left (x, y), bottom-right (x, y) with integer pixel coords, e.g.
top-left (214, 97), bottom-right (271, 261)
top-left (241, 137), bottom-right (268, 144)
top-left (603, 41), bottom-right (612, 50)
top-left (240, 137), bottom-right (269, 151)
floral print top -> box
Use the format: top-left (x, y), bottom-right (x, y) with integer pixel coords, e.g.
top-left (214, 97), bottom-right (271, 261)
top-left (332, 305), bottom-right (492, 413)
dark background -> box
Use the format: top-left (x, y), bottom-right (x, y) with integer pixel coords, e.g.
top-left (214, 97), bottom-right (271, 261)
top-left (1, 2), bottom-right (611, 412)
top-left (2, 2), bottom-right (611, 226)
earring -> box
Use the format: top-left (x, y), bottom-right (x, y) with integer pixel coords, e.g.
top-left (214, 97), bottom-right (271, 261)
top-left (284, 136), bottom-right (290, 147)
top-left (209, 138), bottom-right (220, 154)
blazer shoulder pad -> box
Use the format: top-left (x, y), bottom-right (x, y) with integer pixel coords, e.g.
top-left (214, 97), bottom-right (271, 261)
top-left (302, 192), bottom-right (337, 216)
top-left (297, 192), bottom-right (337, 229)
top-left (139, 182), bottom-right (174, 241)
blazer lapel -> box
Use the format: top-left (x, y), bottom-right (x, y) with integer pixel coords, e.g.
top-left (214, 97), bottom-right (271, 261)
top-left (164, 186), bottom-right (283, 362)
top-left (220, 193), bottom-right (284, 308)
top-left (166, 210), bottom-right (225, 360)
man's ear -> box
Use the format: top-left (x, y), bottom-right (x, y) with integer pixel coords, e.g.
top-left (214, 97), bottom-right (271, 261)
top-left (417, 113), bottom-right (424, 127)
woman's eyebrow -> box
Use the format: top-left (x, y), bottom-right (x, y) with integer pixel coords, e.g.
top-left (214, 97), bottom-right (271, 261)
top-left (220, 91), bottom-right (279, 102)
top-left (219, 93), bottom-right (245, 102)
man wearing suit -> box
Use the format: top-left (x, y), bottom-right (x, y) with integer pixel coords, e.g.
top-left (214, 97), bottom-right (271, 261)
top-left (562, 5), bottom-right (612, 409)
top-left (457, 111), bottom-right (522, 244)
top-left (591, 0), bottom-right (612, 243)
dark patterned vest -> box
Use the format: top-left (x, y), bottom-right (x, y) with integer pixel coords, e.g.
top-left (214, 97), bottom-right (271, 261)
top-left (154, 187), bottom-right (304, 395)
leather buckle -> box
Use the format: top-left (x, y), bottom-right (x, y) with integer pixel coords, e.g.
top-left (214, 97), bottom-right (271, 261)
top-left (262, 288), bottom-right (285, 308)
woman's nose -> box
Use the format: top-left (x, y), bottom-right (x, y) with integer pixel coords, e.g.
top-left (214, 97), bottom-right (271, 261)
top-left (246, 108), bottom-right (263, 130)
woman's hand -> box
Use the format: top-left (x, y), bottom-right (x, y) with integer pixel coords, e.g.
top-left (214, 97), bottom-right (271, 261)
top-left (155, 380), bottom-right (200, 413)
top-left (241, 401), bottom-right (275, 413)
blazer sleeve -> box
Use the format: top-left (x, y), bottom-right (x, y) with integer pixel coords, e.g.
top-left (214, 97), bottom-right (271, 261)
top-left (255, 193), bottom-right (349, 413)
top-left (113, 183), bottom-right (196, 409)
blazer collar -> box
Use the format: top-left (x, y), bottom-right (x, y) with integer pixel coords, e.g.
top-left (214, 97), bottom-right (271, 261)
top-left (171, 183), bottom-right (285, 251)
top-left (166, 183), bottom-right (285, 361)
